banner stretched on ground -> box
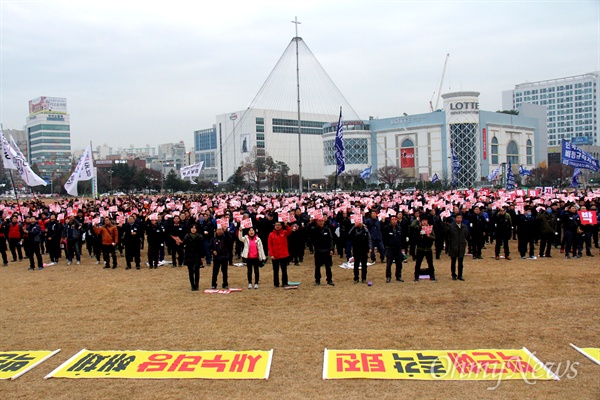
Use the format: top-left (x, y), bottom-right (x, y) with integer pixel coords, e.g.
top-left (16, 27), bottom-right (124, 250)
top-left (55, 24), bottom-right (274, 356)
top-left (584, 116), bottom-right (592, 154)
top-left (45, 349), bottom-right (273, 379)
top-left (323, 348), bottom-right (558, 380)
top-left (0, 350), bottom-right (60, 380)
top-left (570, 344), bottom-right (600, 366)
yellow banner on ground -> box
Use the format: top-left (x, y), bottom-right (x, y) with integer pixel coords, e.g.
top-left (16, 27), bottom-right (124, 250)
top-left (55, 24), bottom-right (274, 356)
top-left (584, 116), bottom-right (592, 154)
top-left (0, 350), bottom-right (61, 380)
top-left (570, 344), bottom-right (600, 366)
top-left (45, 349), bottom-right (273, 379)
top-left (323, 348), bottom-right (558, 380)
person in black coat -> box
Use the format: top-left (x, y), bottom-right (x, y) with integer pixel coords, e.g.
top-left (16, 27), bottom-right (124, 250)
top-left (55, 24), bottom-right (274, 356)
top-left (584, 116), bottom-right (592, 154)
top-left (122, 215), bottom-right (142, 269)
top-left (382, 215), bottom-right (405, 282)
top-left (308, 217), bottom-right (336, 286)
top-left (209, 227), bottom-right (233, 289)
top-left (25, 216), bottom-right (44, 270)
top-left (348, 219), bottom-right (372, 284)
top-left (517, 207), bottom-right (538, 259)
top-left (493, 207), bottom-right (513, 260)
top-left (468, 206), bottom-right (487, 259)
top-left (183, 224), bottom-right (205, 291)
top-left (146, 218), bottom-right (165, 269)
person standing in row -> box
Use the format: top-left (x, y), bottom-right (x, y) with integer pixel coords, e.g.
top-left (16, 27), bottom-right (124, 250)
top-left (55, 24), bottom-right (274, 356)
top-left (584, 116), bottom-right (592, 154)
top-left (537, 203), bottom-right (558, 258)
top-left (0, 218), bottom-right (8, 266)
top-left (25, 216), bottom-right (44, 270)
top-left (517, 207), bottom-right (537, 259)
top-left (122, 215), bottom-right (142, 269)
top-left (209, 227), bottom-right (232, 289)
top-left (468, 206), bottom-right (486, 259)
top-left (365, 211), bottom-right (385, 263)
top-left (382, 215), bottom-right (405, 282)
top-left (348, 218), bottom-right (372, 284)
top-left (63, 215), bottom-right (82, 265)
top-left (309, 218), bottom-right (335, 286)
top-left (146, 217), bottom-right (165, 269)
top-left (447, 214), bottom-right (467, 281)
top-left (493, 207), bottom-right (512, 260)
top-left (45, 213), bottom-right (62, 265)
top-left (94, 217), bottom-right (119, 269)
top-left (268, 221), bottom-right (292, 288)
top-left (8, 215), bottom-right (24, 262)
top-left (413, 216), bottom-right (436, 282)
top-left (183, 224), bottom-right (205, 291)
top-left (239, 226), bottom-right (267, 289)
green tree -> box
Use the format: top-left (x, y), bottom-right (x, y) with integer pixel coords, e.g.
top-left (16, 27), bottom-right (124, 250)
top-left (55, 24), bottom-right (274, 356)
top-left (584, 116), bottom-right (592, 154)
top-left (164, 169), bottom-right (181, 192)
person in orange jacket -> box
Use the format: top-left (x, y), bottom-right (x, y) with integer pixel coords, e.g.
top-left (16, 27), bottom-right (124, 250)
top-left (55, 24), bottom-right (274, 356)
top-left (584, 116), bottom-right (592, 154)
top-left (94, 217), bottom-right (119, 269)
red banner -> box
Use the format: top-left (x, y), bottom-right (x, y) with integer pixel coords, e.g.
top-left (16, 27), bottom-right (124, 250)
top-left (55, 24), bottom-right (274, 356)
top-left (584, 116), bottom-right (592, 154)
top-left (400, 148), bottom-right (415, 168)
top-left (482, 128), bottom-right (487, 160)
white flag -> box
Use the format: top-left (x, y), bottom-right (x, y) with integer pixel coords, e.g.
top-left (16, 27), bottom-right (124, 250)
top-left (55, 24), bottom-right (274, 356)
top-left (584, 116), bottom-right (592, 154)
top-left (180, 161), bottom-right (204, 179)
top-left (64, 144), bottom-right (94, 197)
top-left (0, 129), bottom-right (47, 186)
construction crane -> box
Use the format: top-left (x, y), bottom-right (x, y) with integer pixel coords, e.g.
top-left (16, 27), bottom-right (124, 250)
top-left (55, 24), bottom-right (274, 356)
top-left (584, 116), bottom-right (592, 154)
top-left (430, 53), bottom-right (450, 112)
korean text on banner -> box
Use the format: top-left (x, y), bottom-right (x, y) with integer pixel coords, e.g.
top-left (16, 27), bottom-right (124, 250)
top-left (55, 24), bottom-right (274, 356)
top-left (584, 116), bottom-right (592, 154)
top-left (323, 348), bottom-right (558, 380)
top-left (45, 349), bottom-right (273, 379)
top-left (0, 350), bottom-right (60, 380)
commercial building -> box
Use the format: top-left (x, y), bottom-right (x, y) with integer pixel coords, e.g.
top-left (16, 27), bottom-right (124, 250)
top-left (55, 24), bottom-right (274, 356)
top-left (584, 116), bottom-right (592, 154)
top-left (24, 96), bottom-right (71, 180)
top-left (194, 126), bottom-right (218, 182)
top-left (328, 92), bottom-right (547, 187)
top-left (502, 72), bottom-right (599, 148)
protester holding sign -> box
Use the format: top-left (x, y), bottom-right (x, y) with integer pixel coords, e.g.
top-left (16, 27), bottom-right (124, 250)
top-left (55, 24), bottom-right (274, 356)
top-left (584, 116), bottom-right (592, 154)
top-left (577, 206), bottom-right (596, 257)
top-left (238, 226), bottom-right (266, 289)
top-left (268, 221), bottom-right (292, 288)
top-left (413, 216), bottom-right (436, 282)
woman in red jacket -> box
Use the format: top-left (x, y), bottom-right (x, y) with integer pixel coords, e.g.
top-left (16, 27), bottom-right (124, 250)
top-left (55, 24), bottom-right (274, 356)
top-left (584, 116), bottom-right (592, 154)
top-left (268, 221), bottom-right (292, 288)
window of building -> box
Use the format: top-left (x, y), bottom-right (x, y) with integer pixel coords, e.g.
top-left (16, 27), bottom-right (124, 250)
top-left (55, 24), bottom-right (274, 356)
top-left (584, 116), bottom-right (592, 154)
top-left (507, 140), bottom-right (519, 165)
top-left (491, 137), bottom-right (499, 165)
top-left (256, 117), bottom-right (264, 125)
top-left (256, 125), bottom-right (264, 133)
top-left (526, 139), bottom-right (533, 165)
top-left (323, 138), bottom-right (368, 166)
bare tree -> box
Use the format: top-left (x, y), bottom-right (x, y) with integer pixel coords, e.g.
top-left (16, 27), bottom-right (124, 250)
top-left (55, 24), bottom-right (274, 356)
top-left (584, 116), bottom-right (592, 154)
top-left (377, 165), bottom-right (406, 188)
top-left (240, 149), bottom-right (267, 191)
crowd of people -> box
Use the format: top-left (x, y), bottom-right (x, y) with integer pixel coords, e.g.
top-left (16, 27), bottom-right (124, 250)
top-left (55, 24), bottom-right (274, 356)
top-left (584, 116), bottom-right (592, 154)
top-left (1, 188), bottom-right (598, 291)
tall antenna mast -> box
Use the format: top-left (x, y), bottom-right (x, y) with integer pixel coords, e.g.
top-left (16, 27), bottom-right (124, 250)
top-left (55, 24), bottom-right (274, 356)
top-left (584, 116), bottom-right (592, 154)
top-left (292, 16), bottom-right (302, 193)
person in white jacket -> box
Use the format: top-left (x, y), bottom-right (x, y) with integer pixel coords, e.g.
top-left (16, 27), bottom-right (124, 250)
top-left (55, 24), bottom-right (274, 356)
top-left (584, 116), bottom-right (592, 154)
top-left (238, 227), bottom-right (266, 289)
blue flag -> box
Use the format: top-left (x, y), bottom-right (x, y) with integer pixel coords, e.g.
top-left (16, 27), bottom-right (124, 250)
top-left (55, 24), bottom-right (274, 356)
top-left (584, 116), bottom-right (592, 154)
top-left (488, 165), bottom-right (501, 181)
top-left (562, 139), bottom-right (599, 171)
top-left (571, 168), bottom-right (582, 188)
top-left (334, 108), bottom-right (345, 175)
top-left (360, 166), bottom-right (372, 179)
top-left (506, 161), bottom-right (515, 190)
top-left (431, 173), bottom-right (439, 184)
top-left (451, 147), bottom-right (460, 187)
top-left (518, 165), bottom-right (532, 176)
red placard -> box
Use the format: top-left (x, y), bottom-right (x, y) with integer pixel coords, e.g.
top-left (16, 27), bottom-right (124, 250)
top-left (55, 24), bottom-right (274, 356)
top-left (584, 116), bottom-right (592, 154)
top-left (578, 211), bottom-right (597, 225)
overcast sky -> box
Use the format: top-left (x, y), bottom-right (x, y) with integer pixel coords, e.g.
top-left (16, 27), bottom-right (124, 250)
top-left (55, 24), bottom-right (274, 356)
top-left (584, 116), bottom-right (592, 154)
top-left (1, 0), bottom-right (598, 152)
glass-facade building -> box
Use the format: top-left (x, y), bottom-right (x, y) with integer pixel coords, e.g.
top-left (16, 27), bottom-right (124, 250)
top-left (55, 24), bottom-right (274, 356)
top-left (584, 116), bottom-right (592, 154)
top-left (25, 109), bottom-right (72, 179)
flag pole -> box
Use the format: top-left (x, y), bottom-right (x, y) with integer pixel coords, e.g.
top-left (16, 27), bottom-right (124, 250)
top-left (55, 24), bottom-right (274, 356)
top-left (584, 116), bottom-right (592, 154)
top-left (8, 170), bottom-right (22, 217)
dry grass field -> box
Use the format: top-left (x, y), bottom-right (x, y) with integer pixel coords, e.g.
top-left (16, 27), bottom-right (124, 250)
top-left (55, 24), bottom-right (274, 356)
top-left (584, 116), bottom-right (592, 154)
top-left (1, 243), bottom-right (599, 400)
